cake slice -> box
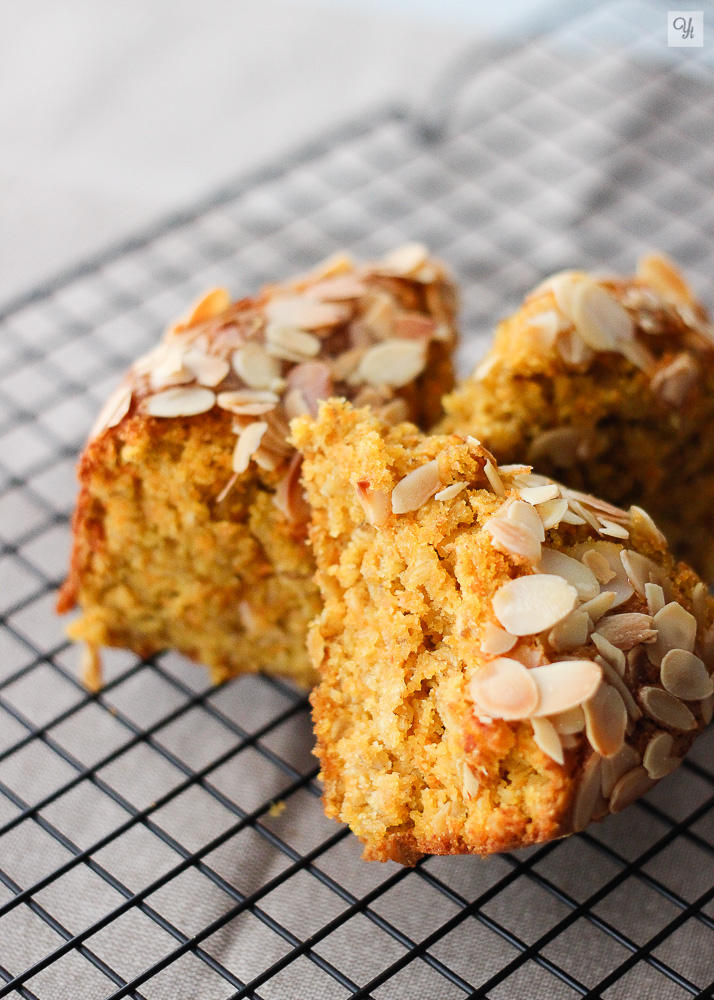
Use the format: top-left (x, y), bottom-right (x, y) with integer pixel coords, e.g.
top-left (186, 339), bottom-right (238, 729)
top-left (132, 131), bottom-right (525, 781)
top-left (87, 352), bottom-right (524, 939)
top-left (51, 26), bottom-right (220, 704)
top-left (57, 245), bottom-right (458, 688)
top-left (441, 254), bottom-right (714, 579)
top-left (293, 400), bottom-right (714, 864)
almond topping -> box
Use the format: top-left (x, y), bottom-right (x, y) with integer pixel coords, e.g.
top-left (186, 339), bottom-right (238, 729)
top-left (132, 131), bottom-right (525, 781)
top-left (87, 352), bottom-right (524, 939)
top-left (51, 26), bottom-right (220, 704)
top-left (601, 743), bottom-right (640, 798)
top-left (651, 353), bottom-right (700, 407)
top-left (232, 342), bottom-right (283, 391)
top-left (660, 649), bottom-right (713, 701)
top-left (591, 632), bottom-right (626, 676)
top-left (484, 517), bottom-right (541, 563)
top-left (692, 582), bottom-right (710, 629)
top-left (357, 339), bottom-right (426, 388)
top-left (529, 660), bottom-right (602, 717)
top-left (570, 541), bottom-right (634, 608)
top-left (619, 550), bottom-right (664, 596)
top-left (579, 591), bottom-right (616, 624)
top-left (581, 549), bottom-right (616, 585)
top-left (463, 763), bottom-right (480, 800)
top-left (643, 732), bottom-right (679, 780)
top-left (480, 622), bottom-right (518, 656)
top-left (573, 753), bottom-right (603, 832)
top-left (548, 610), bottom-right (590, 652)
top-left (647, 602), bottom-right (697, 667)
top-left (232, 421), bottom-right (268, 474)
top-left (507, 500), bottom-right (545, 542)
top-left (519, 484), bottom-right (559, 505)
top-left (551, 705), bottom-right (585, 735)
top-left (89, 383), bottom-right (132, 439)
top-left (629, 505), bottom-right (667, 546)
top-left (391, 460), bottom-right (440, 514)
top-left (492, 574), bottom-right (577, 636)
top-left (379, 398), bottom-right (410, 425)
top-left (598, 519), bottom-right (629, 540)
top-left (539, 547), bottom-right (600, 602)
top-left (571, 281), bottom-right (634, 351)
top-left (637, 252), bottom-right (693, 304)
top-left (272, 453), bottom-right (310, 524)
top-left (286, 361), bottom-right (333, 417)
top-left (435, 482), bottom-right (467, 502)
top-left (483, 460), bottom-right (505, 497)
top-left (217, 390), bottom-right (279, 416)
top-left (645, 583), bottom-right (666, 617)
top-left (183, 348), bottom-right (230, 387)
top-left (531, 717), bottom-right (564, 765)
top-left (185, 287), bottom-right (231, 325)
top-left (265, 325), bottom-right (321, 361)
top-left (305, 276), bottom-right (367, 301)
top-left (640, 686), bottom-right (696, 730)
top-left (265, 295), bottom-right (348, 330)
top-left (468, 657), bottom-right (539, 720)
top-left (377, 242), bottom-right (428, 277)
top-left (595, 613), bottom-right (657, 651)
top-left (356, 481), bottom-right (391, 527)
top-left (609, 766), bottom-right (655, 813)
top-left (528, 427), bottom-right (584, 469)
top-left (145, 386), bottom-right (216, 418)
top-left (584, 683), bottom-right (627, 757)
top-left (537, 498), bottom-right (569, 530)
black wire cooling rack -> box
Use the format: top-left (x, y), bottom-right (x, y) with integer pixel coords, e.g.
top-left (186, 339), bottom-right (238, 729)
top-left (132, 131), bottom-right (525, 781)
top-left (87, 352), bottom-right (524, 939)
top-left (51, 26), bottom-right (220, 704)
top-left (2, 2), bottom-right (714, 997)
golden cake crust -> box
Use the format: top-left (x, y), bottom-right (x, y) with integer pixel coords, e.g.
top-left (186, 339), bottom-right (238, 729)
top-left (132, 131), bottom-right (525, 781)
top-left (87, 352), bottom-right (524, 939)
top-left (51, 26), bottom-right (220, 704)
top-left (294, 400), bottom-right (714, 864)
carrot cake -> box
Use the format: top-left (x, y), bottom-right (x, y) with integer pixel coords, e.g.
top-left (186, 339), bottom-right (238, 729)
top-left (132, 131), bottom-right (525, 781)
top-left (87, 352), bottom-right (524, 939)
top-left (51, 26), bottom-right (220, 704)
top-left (57, 246), bottom-right (458, 688)
top-left (293, 400), bottom-right (714, 863)
top-left (441, 254), bottom-right (714, 579)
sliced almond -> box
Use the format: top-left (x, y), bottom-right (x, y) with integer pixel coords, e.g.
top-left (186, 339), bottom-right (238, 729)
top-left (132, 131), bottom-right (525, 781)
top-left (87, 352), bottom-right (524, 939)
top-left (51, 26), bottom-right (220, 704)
top-left (528, 427), bottom-right (583, 469)
top-left (492, 574), bottom-right (577, 636)
top-left (549, 610), bottom-right (590, 653)
top-left (265, 324), bottom-right (321, 361)
top-left (692, 581), bottom-right (710, 630)
top-left (570, 542), bottom-right (634, 608)
top-left (286, 361), bottom-right (333, 418)
top-left (571, 280), bottom-right (634, 351)
top-left (538, 547), bottom-right (600, 601)
top-left (609, 766), bottom-right (655, 813)
top-left (356, 339), bottom-right (426, 388)
top-left (394, 312), bottom-right (436, 340)
top-left (507, 500), bottom-right (545, 542)
top-left (595, 656), bottom-right (641, 720)
top-left (531, 717), bottom-right (564, 765)
top-left (620, 550), bottom-right (664, 596)
top-left (379, 398), bottom-right (410, 425)
top-left (557, 329), bottom-right (594, 367)
top-left (463, 762), bottom-right (481, 800)
top-left (232, 421), bottom-right (268, 474)
top-left (643, 732), bottom-right (679, 780)
top-left (484, 460), bottom-right (506, 498)
top-left (183, 348), bottom-right (230, 387)
top-left (598, 519), bottom-right (630, 540)
top-left (391, 460), bottom-right (440, 514)
top-left (265, 295), bottom-right (348, 330)
top-left (519, 484), bottom-right (559, 505)
top-left (640, 686), bottom-right (696, 730)
top-left (305, 275), bottom-right (367, 301)
top-left (601, 743), bottom-right (640, 798)
top-left (184, 287), bottom-right (231, 325)
top-left (660, 649), bottom-right (714, 701)
top-left (637, 252), bottom-right (693, 304)
top-left (648, 602), bottom-right (697, 667)
top-left (89, 383), bottom-right (132, 439)
top-left (283, 388), bottom-right (310, 420)
top-left (573, 753), bottom-right (603, 832)
top-left (149, 346), bottom-right (193, 389)
top-left (537, 498), bottom-right (569, 530)
top-left (435, 482), bottom-right (467, 502)
top-left (584, 683), bottom-right (627, 757)
top-left (581, 549), bottom-right (616, 585)
top-left (651, 353), bottom-right (700, 407)
top-left (272, 453), bottom-right (309, 524)
top-left (629, 505), bottom-right (667, 546)
top-left (529, 660), bottom-right (602, 717)
top-left (468, 657), bottom-right (539, 720)
top-left (145, 386), bottom-right (216, 418)
top-left (579, 591), bottom-right (616, 624)
top-left (480, 622), bottom-right (518, 656)
top-left (232, 342), bottom-right (282, 390)
top-left (591, 631), bottom-right (626, 676)
top-left (594, 613), bottom-right (657, 651)
top-left (550, 705), bottom-right (585, 735)
top-left (377, 242), bottom-right (428, 277)
top-left (645, 583), bottom-right (666, 617)
top-left (217, 389), bottom-right (279, 416)
top-left (485, 517), bottom-right (541, 563)
top-left (356, 481), bottom-right (391, 527)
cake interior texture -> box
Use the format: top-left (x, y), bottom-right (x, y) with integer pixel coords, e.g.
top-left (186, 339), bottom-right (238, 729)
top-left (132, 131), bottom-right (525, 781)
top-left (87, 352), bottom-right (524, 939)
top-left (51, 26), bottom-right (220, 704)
top-left (294, 400), bottom-right (712, 864)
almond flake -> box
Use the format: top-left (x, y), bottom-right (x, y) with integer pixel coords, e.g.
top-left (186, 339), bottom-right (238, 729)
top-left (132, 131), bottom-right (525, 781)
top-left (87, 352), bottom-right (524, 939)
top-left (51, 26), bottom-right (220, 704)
top-left (571, 280), bottom-right (634, 351)
top-left (550, 705), bottom-right (585, 735)
top-left (484, 460), bottom-right (506, 497)
top-left (379, 398), bottom-right (410, 425)
top-left (580, 591), bottom-right (616, 624)
top-left (145, 387), bottom-right (216, 418)
top-left (570, 541), bottom-right (634, 608)
top-left (520, 484), bottom-right (560, 505)
top-left (507, 500), bottom-right (545, 542)
top-left (566, 498), bottom-right (601, 532)
top-left (283, 388), bottom-right (310, 420)
top-left (528, 427), bottom-right (584, 469)
top-left (537, 498), bottom-right (569, 530)
top-left (529, 660), bottom-right (602, 717)
top-left (651, 353), bottom-right (700, 407)
top-left (493, 574), bottom-right (577, 636)
top-left (305, 276), bottom-right (367, 301)
top-left (647, 602), bottom-right (697, 667)
top-left (557, 330), bottom-right (595, 367)
top-left (185, 287), bottom-right (231, 325)
top-left (643, 732), bottom-right (679, 780)
top-left (480, 622), bottom-right (518, 656)
top-left (357, 339), bottom-right (426, 388)
top-left (531, 717), bottom-right (564, 765)
top-left (265, 325), bottom-right (321, 361)
top-left (637, 253), bottom-right (693, 304)
top-left (640, 686), bottom-right (696, 730)
top-left (645, 583), bottom-right (666, 617)
top-left (273, 453), bottom-right (310, 524)
top-left (660, 649), bottom-right (713, 701)
top-left (463, 762), bottom-right (481, 800)
top-left (594, 612), bottom-right (656, 651)
top-left (232, 342), bottom-right (282, 390)
top-left (539, 547), bottom-right (600, 601)
top-left (595, 656), bottom-right (641, 721)
top-left (598, 519), bottom-right (629, 540)
top-left (560, 509), bottom-right (587, 526)
top-left (217, 390), bottom-right (279, 416)
top-left (232, 421), bottom-right (268, 474)
top-left (286, 361), bottom-right (333, 418)
top-left (484, 517), bottom-right (541, 563)
top-left (584, 683), bottom-right (627, 757)
top-left (620, 550), bottom-right (664, 595)
top-left (394, 312), bottom-right (436, 340)
top-left (609, 765), bottom-right (655, 813)
top-left (377, 242), bottom-right (428, 277)
top-left (356, 481), bottom-right (391, 527)
top-left (549, 610), bottom-right (590, 653)
top-left (692, 582), bottom-right (710, 629)
top-left (89, 383), bottom-right (132, 439)
top-left (435, 482), bottom-right (467, 502)
top-left (469, 657), bottom-right (540, 719)
top-left (629, 505), bottom-right (667, 546)
top-left (581, 549), bottom-right (616, 585)
top-left (591, 631), bottom-right (626, 676)
top-left (573, 753), bottom-right (603, 832)
top-left (265, 295), bottom-right (348, 330)
top-left (183, 348), bottom-right (230, 387)
top-left (391, 460), bottom-right (440, 514)
top-left (599, 744), bottom-right (639, 799)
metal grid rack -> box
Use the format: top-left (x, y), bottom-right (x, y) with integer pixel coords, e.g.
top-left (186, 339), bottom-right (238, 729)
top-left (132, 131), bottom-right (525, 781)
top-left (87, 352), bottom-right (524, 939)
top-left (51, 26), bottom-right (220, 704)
top-left (1, 2), bottom-right (714, 997)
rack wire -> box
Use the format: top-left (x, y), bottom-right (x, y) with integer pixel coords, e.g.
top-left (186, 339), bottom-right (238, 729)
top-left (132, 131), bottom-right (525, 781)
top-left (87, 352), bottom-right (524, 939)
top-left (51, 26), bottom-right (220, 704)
top-left (1, 2), bottom-right (714, 997)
